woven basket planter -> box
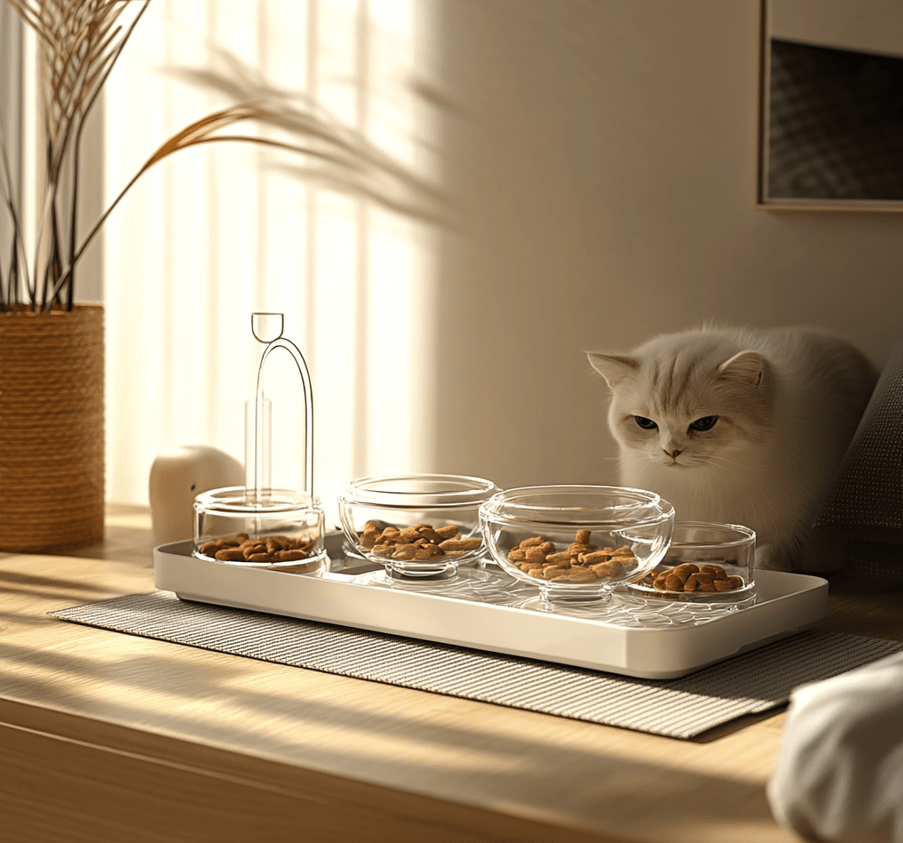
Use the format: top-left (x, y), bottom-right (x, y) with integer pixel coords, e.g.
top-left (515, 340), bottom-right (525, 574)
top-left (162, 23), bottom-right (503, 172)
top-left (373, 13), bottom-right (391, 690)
top-left (0, 304), bottom-right (105, 552)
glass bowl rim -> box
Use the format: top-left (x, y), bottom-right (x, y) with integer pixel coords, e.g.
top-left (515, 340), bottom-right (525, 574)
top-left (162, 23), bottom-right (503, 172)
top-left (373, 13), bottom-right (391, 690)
top-left (339, 473), bottom-right (499, 509)
top-left (479, 484), bottom-right (673, 529)
top-left (194, 486), bottom-right (323, 514)
top-left (668, 520), bottom-right (756, 549)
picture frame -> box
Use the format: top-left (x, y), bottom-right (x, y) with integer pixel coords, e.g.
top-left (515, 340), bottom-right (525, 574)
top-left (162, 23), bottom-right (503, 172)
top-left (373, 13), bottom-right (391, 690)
top-left (758, 0), bottom-right (903, 211)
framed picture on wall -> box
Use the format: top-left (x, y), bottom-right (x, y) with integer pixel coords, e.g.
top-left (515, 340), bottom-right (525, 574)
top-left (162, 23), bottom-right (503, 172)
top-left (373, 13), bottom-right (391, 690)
top-left (758, 0), bottom-right (903, 210)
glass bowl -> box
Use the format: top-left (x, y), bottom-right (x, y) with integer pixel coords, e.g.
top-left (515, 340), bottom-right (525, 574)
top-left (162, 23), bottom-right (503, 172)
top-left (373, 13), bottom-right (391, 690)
top-left (194, 486), bottom-right (327, 573)
top-left (627, 521), bottom-right (756, 605)
top-left (338, 473), bottom-right (500, 578)
top-left (479, 485), bottom-right (675, 604)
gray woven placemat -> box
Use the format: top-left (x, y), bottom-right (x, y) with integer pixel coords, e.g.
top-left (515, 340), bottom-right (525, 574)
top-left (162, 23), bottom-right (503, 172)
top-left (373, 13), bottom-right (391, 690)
top-left (50, 591), bottom-right (903, 739)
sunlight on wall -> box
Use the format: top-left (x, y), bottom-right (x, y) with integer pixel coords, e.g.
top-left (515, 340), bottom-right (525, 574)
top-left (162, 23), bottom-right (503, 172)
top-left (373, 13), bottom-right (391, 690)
top-left (103, 0), bottom-right (438, 508)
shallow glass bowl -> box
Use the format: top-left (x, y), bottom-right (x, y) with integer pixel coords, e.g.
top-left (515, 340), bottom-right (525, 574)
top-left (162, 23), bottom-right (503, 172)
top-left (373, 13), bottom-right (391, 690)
top-left (193, 486), bottom-right (327, 573)
top-left (628, 521), bottom-right (756, 605)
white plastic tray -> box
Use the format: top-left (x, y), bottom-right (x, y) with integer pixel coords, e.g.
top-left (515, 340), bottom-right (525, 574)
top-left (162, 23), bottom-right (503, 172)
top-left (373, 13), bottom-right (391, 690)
top-left (153, 537), bottom-right (829, 679)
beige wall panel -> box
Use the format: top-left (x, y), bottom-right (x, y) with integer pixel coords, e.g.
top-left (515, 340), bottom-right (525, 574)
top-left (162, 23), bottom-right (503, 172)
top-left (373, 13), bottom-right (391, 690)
top-left (427, 0), bottom-right (903, 489)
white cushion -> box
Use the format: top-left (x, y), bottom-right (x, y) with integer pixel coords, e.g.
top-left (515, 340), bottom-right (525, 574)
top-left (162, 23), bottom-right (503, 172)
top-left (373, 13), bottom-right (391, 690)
top-left (768, 649), bottom-right (903, 842)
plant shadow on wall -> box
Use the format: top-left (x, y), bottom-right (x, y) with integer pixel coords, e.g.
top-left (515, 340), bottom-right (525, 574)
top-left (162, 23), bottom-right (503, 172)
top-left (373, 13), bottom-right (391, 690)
top-left (0, 0), bottom-right (455, 552)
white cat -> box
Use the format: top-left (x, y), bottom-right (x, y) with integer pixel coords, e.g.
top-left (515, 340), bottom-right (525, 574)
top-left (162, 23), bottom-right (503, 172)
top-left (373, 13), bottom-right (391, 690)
top-left (588, 326), bottom-right (877, 571)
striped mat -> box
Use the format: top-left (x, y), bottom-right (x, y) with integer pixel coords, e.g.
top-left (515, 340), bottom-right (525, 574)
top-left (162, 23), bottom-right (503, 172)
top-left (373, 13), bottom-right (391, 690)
top-left (50, 591), bottom-right (903, 739)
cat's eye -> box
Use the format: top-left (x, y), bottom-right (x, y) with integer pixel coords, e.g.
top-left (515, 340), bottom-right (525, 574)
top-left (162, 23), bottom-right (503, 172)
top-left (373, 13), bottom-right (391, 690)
top-left (689, 415), bottom-right (718, 432)
top-left (634, 416), bottom-right (658, 430)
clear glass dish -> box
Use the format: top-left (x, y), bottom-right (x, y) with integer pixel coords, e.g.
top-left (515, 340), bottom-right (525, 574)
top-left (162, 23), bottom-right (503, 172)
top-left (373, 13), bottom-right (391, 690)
top-left (194, 486), bottom-right (327, 573)
top-left (627, 521), bottom-right (756, 605)
top-left (338, 473), bottom-right (499, 578)
top-left (479, 485), bottom-right (675, 605)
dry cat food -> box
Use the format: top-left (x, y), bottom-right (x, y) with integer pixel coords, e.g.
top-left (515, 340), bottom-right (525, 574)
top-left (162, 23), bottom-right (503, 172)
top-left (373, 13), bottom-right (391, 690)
top-left (506, 529), bottom-right (638, 583)
top-left (200, 532), bottom-right (313, 563)
top-left (637, 562), bottom-right (744, 593)
top-left (359, 520), bottom-right (482, 560)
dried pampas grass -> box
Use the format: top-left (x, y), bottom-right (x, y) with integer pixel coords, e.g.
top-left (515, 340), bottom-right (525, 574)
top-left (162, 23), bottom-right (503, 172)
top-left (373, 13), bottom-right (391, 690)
top-left (1, 0), bottom-right (453, 314)
top-left (2, 0), bottom-right (150, 311)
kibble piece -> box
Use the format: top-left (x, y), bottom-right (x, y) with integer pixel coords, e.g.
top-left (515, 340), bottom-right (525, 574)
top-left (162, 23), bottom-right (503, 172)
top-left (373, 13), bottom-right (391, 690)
top-left (579, 549), bottom-right (613, 566)
top-left (524, 546), bottom-right (548, 562)
top-left (520, 536), bottom-right (546, 548)
top-left (567, 567), bottom-right (598, 583)
top-left (593, 559), bottom-right (626, 579)
top-left (417, 526), bottom-right (444, 544)
top-left (214, 548), bottom-right (245, 562)
top-left (439, 537), bottom-right (482, 552)
top-left (392, 544), bottom-right (417, 560)
top-left (693, 572), bottom-right (717, 592)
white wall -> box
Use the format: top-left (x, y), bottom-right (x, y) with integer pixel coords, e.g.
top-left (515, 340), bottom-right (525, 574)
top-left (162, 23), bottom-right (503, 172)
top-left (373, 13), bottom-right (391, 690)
top-left (422, 0), bottom-right (903, 491)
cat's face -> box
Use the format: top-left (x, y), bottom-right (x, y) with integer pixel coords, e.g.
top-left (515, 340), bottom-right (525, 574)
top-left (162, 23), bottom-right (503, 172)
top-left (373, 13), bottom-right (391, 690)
top-left (588, 345), bottom-right (772, 472)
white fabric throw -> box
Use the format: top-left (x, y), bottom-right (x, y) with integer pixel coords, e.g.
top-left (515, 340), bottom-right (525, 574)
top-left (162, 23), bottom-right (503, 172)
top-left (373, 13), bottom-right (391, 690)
top-left (768, 650), bottom-right (903, 842)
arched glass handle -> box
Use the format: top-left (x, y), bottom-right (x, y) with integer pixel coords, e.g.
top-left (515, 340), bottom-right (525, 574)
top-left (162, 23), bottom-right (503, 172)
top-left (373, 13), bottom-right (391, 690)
top-left (246, 313), bottom-right (314, 503)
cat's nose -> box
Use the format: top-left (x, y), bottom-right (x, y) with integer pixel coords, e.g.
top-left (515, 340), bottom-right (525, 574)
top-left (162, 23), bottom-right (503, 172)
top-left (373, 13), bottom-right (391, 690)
top-left (664, 448), bottom-right (682, 459)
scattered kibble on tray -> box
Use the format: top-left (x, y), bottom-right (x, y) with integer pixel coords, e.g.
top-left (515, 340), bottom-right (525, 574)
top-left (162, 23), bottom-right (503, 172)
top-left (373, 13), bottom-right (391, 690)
top-left (637, 562), bottom-right (744, 593)
top-left (200, 532), bottom-right (313, 563)
top-left (506, 529), bottom-right (638, 583)
top-left (359, 520), bottom-right (482, 560)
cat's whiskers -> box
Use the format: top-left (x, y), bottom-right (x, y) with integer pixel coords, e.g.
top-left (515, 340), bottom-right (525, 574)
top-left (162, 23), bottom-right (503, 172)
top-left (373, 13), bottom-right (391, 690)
top-left (697, 453), bottom-right (752, 481)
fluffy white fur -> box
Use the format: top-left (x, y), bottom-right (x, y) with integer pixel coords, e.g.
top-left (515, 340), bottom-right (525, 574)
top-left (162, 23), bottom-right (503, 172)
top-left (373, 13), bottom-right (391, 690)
top-left (588, 326), bottom-right (877, 571)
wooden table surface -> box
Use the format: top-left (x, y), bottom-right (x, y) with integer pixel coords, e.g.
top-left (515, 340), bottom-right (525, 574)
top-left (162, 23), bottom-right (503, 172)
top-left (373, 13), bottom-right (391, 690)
top-left (2, 505), bottom-right (902, 843)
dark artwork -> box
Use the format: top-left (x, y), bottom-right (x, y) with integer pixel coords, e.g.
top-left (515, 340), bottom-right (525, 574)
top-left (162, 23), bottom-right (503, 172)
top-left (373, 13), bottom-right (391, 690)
top-left (767, 38), bottom-right (903, 201)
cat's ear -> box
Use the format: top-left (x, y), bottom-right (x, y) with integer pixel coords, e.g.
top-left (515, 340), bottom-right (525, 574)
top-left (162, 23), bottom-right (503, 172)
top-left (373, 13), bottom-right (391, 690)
top-left (587, 352), bottom-right (638, 388)
top-left (718, 350), bottom-right (764, 386)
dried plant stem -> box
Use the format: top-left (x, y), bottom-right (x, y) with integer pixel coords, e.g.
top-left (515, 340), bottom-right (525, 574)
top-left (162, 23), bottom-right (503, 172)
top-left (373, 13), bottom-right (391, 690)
top-left (65, 2), bottom-right (150, 309)
top-left (5, 0), bottom-right (150, 310)
top-left (0, 125), bottom-right (30, 309)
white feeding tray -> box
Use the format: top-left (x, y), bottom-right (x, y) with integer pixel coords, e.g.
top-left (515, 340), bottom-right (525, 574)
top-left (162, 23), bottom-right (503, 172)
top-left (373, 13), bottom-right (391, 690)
top-left (154, 537), bottom-right (828, 679)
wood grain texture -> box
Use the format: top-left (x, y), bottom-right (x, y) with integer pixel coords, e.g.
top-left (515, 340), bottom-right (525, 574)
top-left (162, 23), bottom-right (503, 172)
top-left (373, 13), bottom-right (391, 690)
top-left (0, 505), bottom-right (900, 842)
